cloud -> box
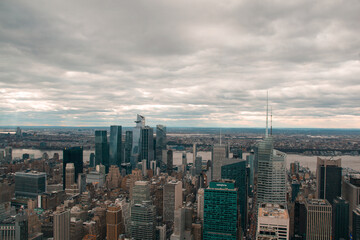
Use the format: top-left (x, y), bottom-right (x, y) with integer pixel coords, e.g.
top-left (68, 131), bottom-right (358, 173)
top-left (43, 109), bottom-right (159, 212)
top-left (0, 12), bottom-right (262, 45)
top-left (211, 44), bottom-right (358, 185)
top-left (0, 0), bottom-right (360, 127)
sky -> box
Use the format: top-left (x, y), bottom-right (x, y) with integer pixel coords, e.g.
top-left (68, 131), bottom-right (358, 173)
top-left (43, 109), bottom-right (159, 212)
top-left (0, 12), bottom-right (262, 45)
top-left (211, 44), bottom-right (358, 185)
top-left (1, 0), bottom-right (360, 128)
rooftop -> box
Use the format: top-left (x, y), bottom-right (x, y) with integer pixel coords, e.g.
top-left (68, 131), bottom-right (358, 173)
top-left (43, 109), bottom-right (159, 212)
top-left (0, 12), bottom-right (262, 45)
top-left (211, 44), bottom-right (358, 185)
top-left (259, 203), bottom-right (288, 219)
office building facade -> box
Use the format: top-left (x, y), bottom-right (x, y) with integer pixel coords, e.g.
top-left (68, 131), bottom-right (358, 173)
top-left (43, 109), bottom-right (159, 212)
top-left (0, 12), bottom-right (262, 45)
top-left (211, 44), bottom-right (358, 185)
top-left (211, 144), bottom-right (226, 180)
top-left (333, 196), bottom-right (349, 240)
top-left (53, 207), bottom-right (70, 240)
top-left (109, 125), bottom-right (122, 167)
top-left (124, 131), bottom-right (133, 164)
top-left (130, 202), bottom-right (156, 240)
top-left (203, 181), bottom-right (239, 240)
top-left (15, 172), bottom-right (46, 199)
top-left (156, 125), bottom-right (167, 163)
top-left (163, 181), bottom-right (182, 223)
top-left (140, 126), bottom-right (154, 169)
top-left (257, 136), bottom-right (287, 205)
top-left (63, 147), bottom-right (83, 190)
top-left (221, 159), bottom-right (247, 232)
top-left (256, 203), bottom-right (289, 240)
top-left (95, 130), bottom-right (109, 172)
top-left (316, 157), bottom-right (342, 204)
top-left (305, 199), bottom-right (332, 240)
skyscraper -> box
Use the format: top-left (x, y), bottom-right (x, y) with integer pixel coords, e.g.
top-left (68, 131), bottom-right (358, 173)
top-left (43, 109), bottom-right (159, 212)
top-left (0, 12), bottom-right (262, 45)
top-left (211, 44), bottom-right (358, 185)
top-left (195, 156), bottom-right (202, 175)
top-left (316, 157), bottom-right (342, 204)
top-left (305, 199), bottom-right (332, 240)
top-left (130, 201), bottom-right (156, 240)
top-left (156, 125), bottom-right (167, 163)
top-left (256, 203), bottom-right (289, 239)
top-left (211, 144), bottom-right (226, 180)
top-left (65, 163), bottom-right (75, 189)
top-left (203, 181), bottom-right (239, 240)
top-left (53, 206), bottom-right (70, 240)
top-left (333, 196), bottom-right (349, 240)
top-left (163, 180), bottom-right (183, 223)
top-left (15, 171), bottom-right (46, 198)
top-left (109, 125), bottom-right (122, 167)
top-left (353, 206), bottom-right (360, 240)
top-left (4, 146), bottom-right (12, 163)
top-left (124, 131), bottom-right (133, 164)
top-left (246, 150), bottom-right (255, 196)
top-left (140, 126), bottom-right (154, 169)
top-left (221, 159), bottom-right (247, 232)
top-left (132, 181), bottom-right (150, 205)
top-left (106, 205), bottom-right (123, 240)
top-left (95, 130), bottom-right (109, 172)
top-left (342, 174), bottom-right (360, 233)
top-left (256, 137), bottom-right (287, 205)
top-left (167, 150), bottom-right (173, 175)
top-left (63, 147), bottom-right (83, 190)
top-left (132, 114), bottom-right (145, 158)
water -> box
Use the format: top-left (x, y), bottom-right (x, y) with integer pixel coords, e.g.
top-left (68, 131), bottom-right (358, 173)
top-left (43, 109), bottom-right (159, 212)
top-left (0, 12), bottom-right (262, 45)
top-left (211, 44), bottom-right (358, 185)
top-left (6, 149), bottom-right (360, 172)
top-left (7, 149), bottom-right (94, 163)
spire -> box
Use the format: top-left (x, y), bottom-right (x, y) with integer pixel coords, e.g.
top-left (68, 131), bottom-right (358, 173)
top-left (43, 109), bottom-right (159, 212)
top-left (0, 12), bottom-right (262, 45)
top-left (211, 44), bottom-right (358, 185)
top-left (265, 91), bottom-right (269, 137)
top-left (220, 128), bottom-right (222, 146)
top-left (270, 106), bottom-right (273, 136)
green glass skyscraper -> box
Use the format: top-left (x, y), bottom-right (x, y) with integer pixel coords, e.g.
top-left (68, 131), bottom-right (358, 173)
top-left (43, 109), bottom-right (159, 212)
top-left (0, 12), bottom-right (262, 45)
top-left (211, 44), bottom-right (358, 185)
top-left (333, 196), bottom-right (349, 240)
top-left (221, 159), bottom-right (247, 233)
top-left (203, 181), bottom-right (239, 240)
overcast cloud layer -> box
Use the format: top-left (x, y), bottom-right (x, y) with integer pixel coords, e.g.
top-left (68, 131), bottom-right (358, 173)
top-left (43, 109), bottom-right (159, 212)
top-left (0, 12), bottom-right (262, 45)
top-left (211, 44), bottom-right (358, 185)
top-left (1, 0), bottom-right (360, 128)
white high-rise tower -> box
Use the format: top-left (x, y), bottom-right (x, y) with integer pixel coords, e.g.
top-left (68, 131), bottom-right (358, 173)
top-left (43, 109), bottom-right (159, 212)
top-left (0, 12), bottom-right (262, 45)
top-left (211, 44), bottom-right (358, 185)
top-left (256, 94), bottom-right (286, 205)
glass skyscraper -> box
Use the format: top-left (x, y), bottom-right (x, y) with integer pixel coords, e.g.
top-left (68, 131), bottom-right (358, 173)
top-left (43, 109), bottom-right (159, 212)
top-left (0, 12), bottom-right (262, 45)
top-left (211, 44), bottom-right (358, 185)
top-left (63, 146), bottom-right (83, 190)
top-left (132, 114), bottom-right (145, 158)
top-left (204, 181), bottom-right (239, 240)
top-left (95, 130), bottom-right (109, 172)
top-left (221, 159), bottom-right (247, 233)
top-left (109, 125), bottom-right (122, 167)
top-left (140, 126), bottom-right (154, 169)
top-left (316, 157), bottom-right (342, 204)
top-left (15, 171), bottom-right (46, 198)
top-left (155, 125), bottom-right (166, 163)
top-left (124, 131), bottom-right (133, 164)
top-left (256, 136), bottom-right (287, 205)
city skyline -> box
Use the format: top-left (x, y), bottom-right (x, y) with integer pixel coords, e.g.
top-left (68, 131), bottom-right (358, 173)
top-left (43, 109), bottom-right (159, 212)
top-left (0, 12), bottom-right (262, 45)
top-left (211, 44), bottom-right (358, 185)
top-left (1, 0), bottom-right (360, 128)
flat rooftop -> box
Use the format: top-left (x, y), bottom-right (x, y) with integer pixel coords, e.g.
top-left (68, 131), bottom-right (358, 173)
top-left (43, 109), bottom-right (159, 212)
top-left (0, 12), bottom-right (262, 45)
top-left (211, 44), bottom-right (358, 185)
top-left (259, 204), bottom-right (289, 219)
top-left (306, 199), bottom-right (330, 206)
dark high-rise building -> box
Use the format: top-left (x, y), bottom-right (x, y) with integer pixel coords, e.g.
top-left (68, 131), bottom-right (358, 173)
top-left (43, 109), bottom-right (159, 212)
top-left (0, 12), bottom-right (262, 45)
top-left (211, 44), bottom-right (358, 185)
top-left (155, 125), bottom-right (166, 163)
top-left (333, 196), bottom-right (349, 240)
top-left (316, 157), bottom-right (342, 204)
top-left (109, 126), bottom-right (122, 167)
top-left (294, 201), bottom-right (307, 239)
top-left (292, 181), bottom-right (300, 202)
top-left (15, 171), bottom-right (46, 198)
top-left (204, 181), bottom-right (239, 240)
top-left (63, 146), bottom-right (83, 190)
top-left (221, 159), bottom-right (247, 233)
top-left (89, 153), bottom-right (95, 167)
top-left (124, 131), bottom-right (133, 164)
top-left (195, 156), bottom-right (202, 175)
top-left (342, 174), bottom-right (360, 234)
top-left (140, 126), bottom-right (154, 169)
top-left (353, 206), bottom-right (360, 240)
top-left (95, 130), bottom-right (109, 172)
top-left (166, 150), bottom-right (173, 175)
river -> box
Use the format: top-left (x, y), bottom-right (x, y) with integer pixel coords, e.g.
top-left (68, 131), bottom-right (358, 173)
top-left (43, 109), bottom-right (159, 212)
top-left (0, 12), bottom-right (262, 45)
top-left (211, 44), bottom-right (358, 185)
top-left (6, 149), bottom-right (360, 172)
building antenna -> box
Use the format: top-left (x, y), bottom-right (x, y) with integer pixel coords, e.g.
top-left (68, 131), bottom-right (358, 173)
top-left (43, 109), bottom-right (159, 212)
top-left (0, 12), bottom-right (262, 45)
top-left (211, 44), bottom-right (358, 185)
top-left (265, 91), bottom-right (269, 138)
top-left (270, 106), bottom-right (273, 136)
top-left (220, 128), bottom-right (222, 146)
